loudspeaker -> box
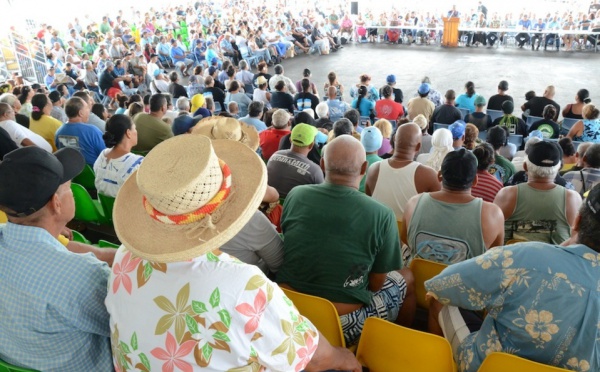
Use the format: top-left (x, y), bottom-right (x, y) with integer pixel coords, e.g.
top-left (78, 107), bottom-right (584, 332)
top-left (351, 1), bottom-right (358, 15)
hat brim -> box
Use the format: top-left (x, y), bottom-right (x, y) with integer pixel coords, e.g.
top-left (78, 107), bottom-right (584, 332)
top-left (191, 117), bottom-right (259, 151)
top-left (54, 147), bottom-right (85, 183)
top-left (113, 139), bottom-right (267, 263)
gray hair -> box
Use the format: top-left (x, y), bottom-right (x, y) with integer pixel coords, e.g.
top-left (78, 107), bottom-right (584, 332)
top-left (176, 97), bottom-right (190, 111)
top-left (525, 158), bottom-right (560, 178)
top-left (105, 61), bottom-right (115, 69)
top-left (315, 102), bottom-right (329, 118)
top-left (272, 109), bottom-right (290, 129)
top-left (584, 143), bottom-right (600, 168)
top-left (239, 60), bottom-right (248, 70)
top-left (0, 93), bottom-right (18, 108)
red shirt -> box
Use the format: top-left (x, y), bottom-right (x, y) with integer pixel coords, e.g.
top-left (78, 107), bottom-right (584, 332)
top-left (375, 99), bottom-right (404, 121)
top-left (259, 128), bottom-right (291, 160)
top-left (471, 170), bottom-right (503, 203)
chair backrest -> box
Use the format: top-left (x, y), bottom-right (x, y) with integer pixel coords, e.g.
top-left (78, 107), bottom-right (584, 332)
top-left (396, 220), bottom-right (403, 238)
top-left (72, 164), bottom-right (96, 190)
top-left (478, 352), bottom-right (570, 372)
top-left (478, 130), bottom-right (488, 141)
top-left (359, 116), bottom-right (371, 128)
top-left (561, 118), bottom-right (579, 132)
top-left (71, 183), bottom-right (108, 225)
top-left (433, 123), bottom-right (449, 132)
top-left (98, 193), bottom-right (116, 222)
top-left (281, 288), bottom-right (346, 348)
top-left (0, 358), bottom-right (39, 372)
top-left (0, 211), bottom-right (6, 223)
top-left (487, 109), bottom-right (503, 121)
top-left (71, 230), bottom-right (91, 244)
top-left (356, 317), bottom-right (454, 372)
top-left (508, 134), bottom-right (524, 148)
top-left (409, 258), bottom-right (448, 309)
top-left (98, 240), bottom-right (120, 249)
top-left (526, 115), bottom-right (543, 129)
top-left (458, 107), bottom-right (469, 118)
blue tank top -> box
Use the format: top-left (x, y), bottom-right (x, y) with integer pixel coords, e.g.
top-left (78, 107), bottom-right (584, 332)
top-left (577, 119), bottom-right (600, 143)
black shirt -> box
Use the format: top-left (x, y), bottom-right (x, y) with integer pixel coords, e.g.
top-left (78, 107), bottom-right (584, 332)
top-left (252, 72), bottom-right (272, 86)
top-left (379, 86), bottom-right (404, 104)
top-left (168, 82), bottom-right (188, 99)
top-left (15, 113), bottom-right (30, 128)
top-left (0, 126), bottom-right (17, 160)
top-left (270, 91), bottom-right (295, 113)
top-left (523, 96), bottom-right (560, 120)
top-left (529, 119), bottom-right (560, 139)
top-left (431, 104), bottom-right (462, 125)
top-left (487, 94), bottom-right (513, 111)
top-left (293, 92), bottom-right (319, 111)
top-left (98, 69), bottom-right (117, 93)
top-left (491, 115), bottom-right (528, 136)
top-left (465, 112), bottom-right (492, 132)
top-left (203, 86), bottom-right (226, 111)
top-left (278, 133), bottom-right (321, 165)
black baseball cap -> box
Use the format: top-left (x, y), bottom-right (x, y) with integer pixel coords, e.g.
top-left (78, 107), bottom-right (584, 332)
top-left (0, 147), bottom-right (84, 217)
top-left (441, 148), bottom-right (477, 189)
top-left (585, 183), bottom-right (600, 222)
top-left (527, 141), bottom-right (561, 167)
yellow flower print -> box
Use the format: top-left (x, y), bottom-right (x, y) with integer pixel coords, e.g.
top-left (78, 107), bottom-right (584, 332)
top-left (524, 310), bottom-right (560, 343)
top-left (476, 249), bottom-right (502, 270)
top-left (566, 357), bottom-right (590, 371)
top-left (459, 349), bottom-right (474, 371)
top-left (501, 250), bottom-right (513, 268)
top-left (466, 288), bottom-right (489, 309)
top-left (582, 253), bottom-right (600, 267)
top-left (501, 268), bottom-right (531, 289)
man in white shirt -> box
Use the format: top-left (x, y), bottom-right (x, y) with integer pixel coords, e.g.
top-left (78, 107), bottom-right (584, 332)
top-left (268, 64), bottom-right (296, 94)
top-left (0, 103), bottom-right (52, 152)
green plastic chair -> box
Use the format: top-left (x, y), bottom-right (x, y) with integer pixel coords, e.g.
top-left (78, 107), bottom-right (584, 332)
top-left (72, 164), bottom-right (96, 190)
top-left (98, 240), bottom-right (120, 249)
top-left (71, 183), bottom-right (110, 225)
top-left (71, 230), bottom-right (91, 244)
top-left (98, 193), bottom-right (116, 223)
top-left (0, 358), bottom-right (39, 372)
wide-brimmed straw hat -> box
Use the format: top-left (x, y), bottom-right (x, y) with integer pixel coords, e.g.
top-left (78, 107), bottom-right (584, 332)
top-left (191, 116), bottom-right (259, 151)
top-left (113, 135), bottom-right (266, 263)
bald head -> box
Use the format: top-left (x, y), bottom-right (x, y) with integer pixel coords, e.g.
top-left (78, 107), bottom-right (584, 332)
top-left (323, 135), bottom-right (367, 180)
top-left (395, 123), bottom-right (422, 153)
top-left (327, 86), bottom-right (337, 99)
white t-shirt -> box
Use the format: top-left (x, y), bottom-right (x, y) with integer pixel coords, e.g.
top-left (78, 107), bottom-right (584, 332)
top-left (0, 120), bottom-right (52, 152)
top-left (147, 62), bottom-right (160, 79)
top-left (150, 79), bottom-right (169, 95)
top-left (93, 150), bottom-right (143, 197)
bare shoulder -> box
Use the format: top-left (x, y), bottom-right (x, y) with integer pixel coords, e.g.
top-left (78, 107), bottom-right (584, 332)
top-left (481, 200), bottom-right (505, 222)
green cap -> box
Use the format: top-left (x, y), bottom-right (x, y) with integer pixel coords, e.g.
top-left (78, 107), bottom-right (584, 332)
top-left (291, 123), bottom-right (318, 147)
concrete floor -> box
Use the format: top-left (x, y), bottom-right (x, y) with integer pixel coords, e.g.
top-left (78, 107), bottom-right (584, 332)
top-left (278, 41), bottom-right (600, 117)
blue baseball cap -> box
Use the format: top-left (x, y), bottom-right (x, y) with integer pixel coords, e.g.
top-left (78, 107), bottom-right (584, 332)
top-left (448, 120), bottom-right (466, 139)
top-left (386, 74), bottom-right (396, 84)
top-left (418, 83), bottom-right (430, 95)
top-left (361, 127), bottom-right (383, 152)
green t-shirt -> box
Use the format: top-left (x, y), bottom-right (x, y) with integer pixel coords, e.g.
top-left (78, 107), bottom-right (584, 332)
top-left (359, 153), bottom-right (382, 193)
top-left (490, 154), bottom-right (516, 185)
top-left (277, 182), bottom-right (401, 305)
top-left (132, 113), bottom-right (173, 152)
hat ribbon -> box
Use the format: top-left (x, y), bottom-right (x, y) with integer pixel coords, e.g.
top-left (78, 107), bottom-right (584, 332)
top-left (143, 159), bottom-right (232, 225)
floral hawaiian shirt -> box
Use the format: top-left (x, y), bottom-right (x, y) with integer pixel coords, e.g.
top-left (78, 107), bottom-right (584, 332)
top-left (105, 247), bottom-right (319, 372)
top-left (425, 243), bottom-right (600, 372)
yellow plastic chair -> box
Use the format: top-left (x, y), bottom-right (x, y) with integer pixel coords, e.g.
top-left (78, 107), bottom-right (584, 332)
top-left (281, 288), bottom-right (346, 348)
top-left (356, 317), bottom-right (454, 372)
top-left (478, 352), bottom-right (570, 372)
top-left (0, 211), bottom-right (7, 223)
top-left (396, 220), bottom-right (402, 238)
top-left (409, 258), bottom-right (448, 309)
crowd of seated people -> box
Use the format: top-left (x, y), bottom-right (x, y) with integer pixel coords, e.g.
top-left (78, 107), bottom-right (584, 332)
top-left (0, 1), bottom-right (600, 370)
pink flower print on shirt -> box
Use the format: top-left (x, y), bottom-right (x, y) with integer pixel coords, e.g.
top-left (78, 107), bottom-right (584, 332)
top-left (112, 251), bottom-right (142, 294)
top-left (235, 288), bottom-right (267, 334)
top-left (295, 333), bottom-right (317, 372)
top-left (150, 331), bottom-right (197, 372)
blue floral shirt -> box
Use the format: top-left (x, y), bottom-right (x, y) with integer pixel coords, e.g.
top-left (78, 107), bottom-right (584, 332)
top-left (426, 243), bottom-right (600, 372)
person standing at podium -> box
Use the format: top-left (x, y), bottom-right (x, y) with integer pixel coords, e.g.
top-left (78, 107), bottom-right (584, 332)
top-left (447, 5), bottom-right (459, 18)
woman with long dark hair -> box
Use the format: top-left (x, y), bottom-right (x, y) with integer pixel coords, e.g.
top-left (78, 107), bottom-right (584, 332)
top-left (18, 86), bottom-right (34, 117)
top-left (93, 114), bottom-right (143, 197)
top-left (455, 81), bottom-right (477, 113)
top-left (351, 85), bottom-right (376, 119)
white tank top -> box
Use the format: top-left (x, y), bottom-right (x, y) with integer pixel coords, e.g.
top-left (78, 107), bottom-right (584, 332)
top-left (252, 89), bottom-right (271, 109)
top-left (371, 160), bottom-right (420, 220)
